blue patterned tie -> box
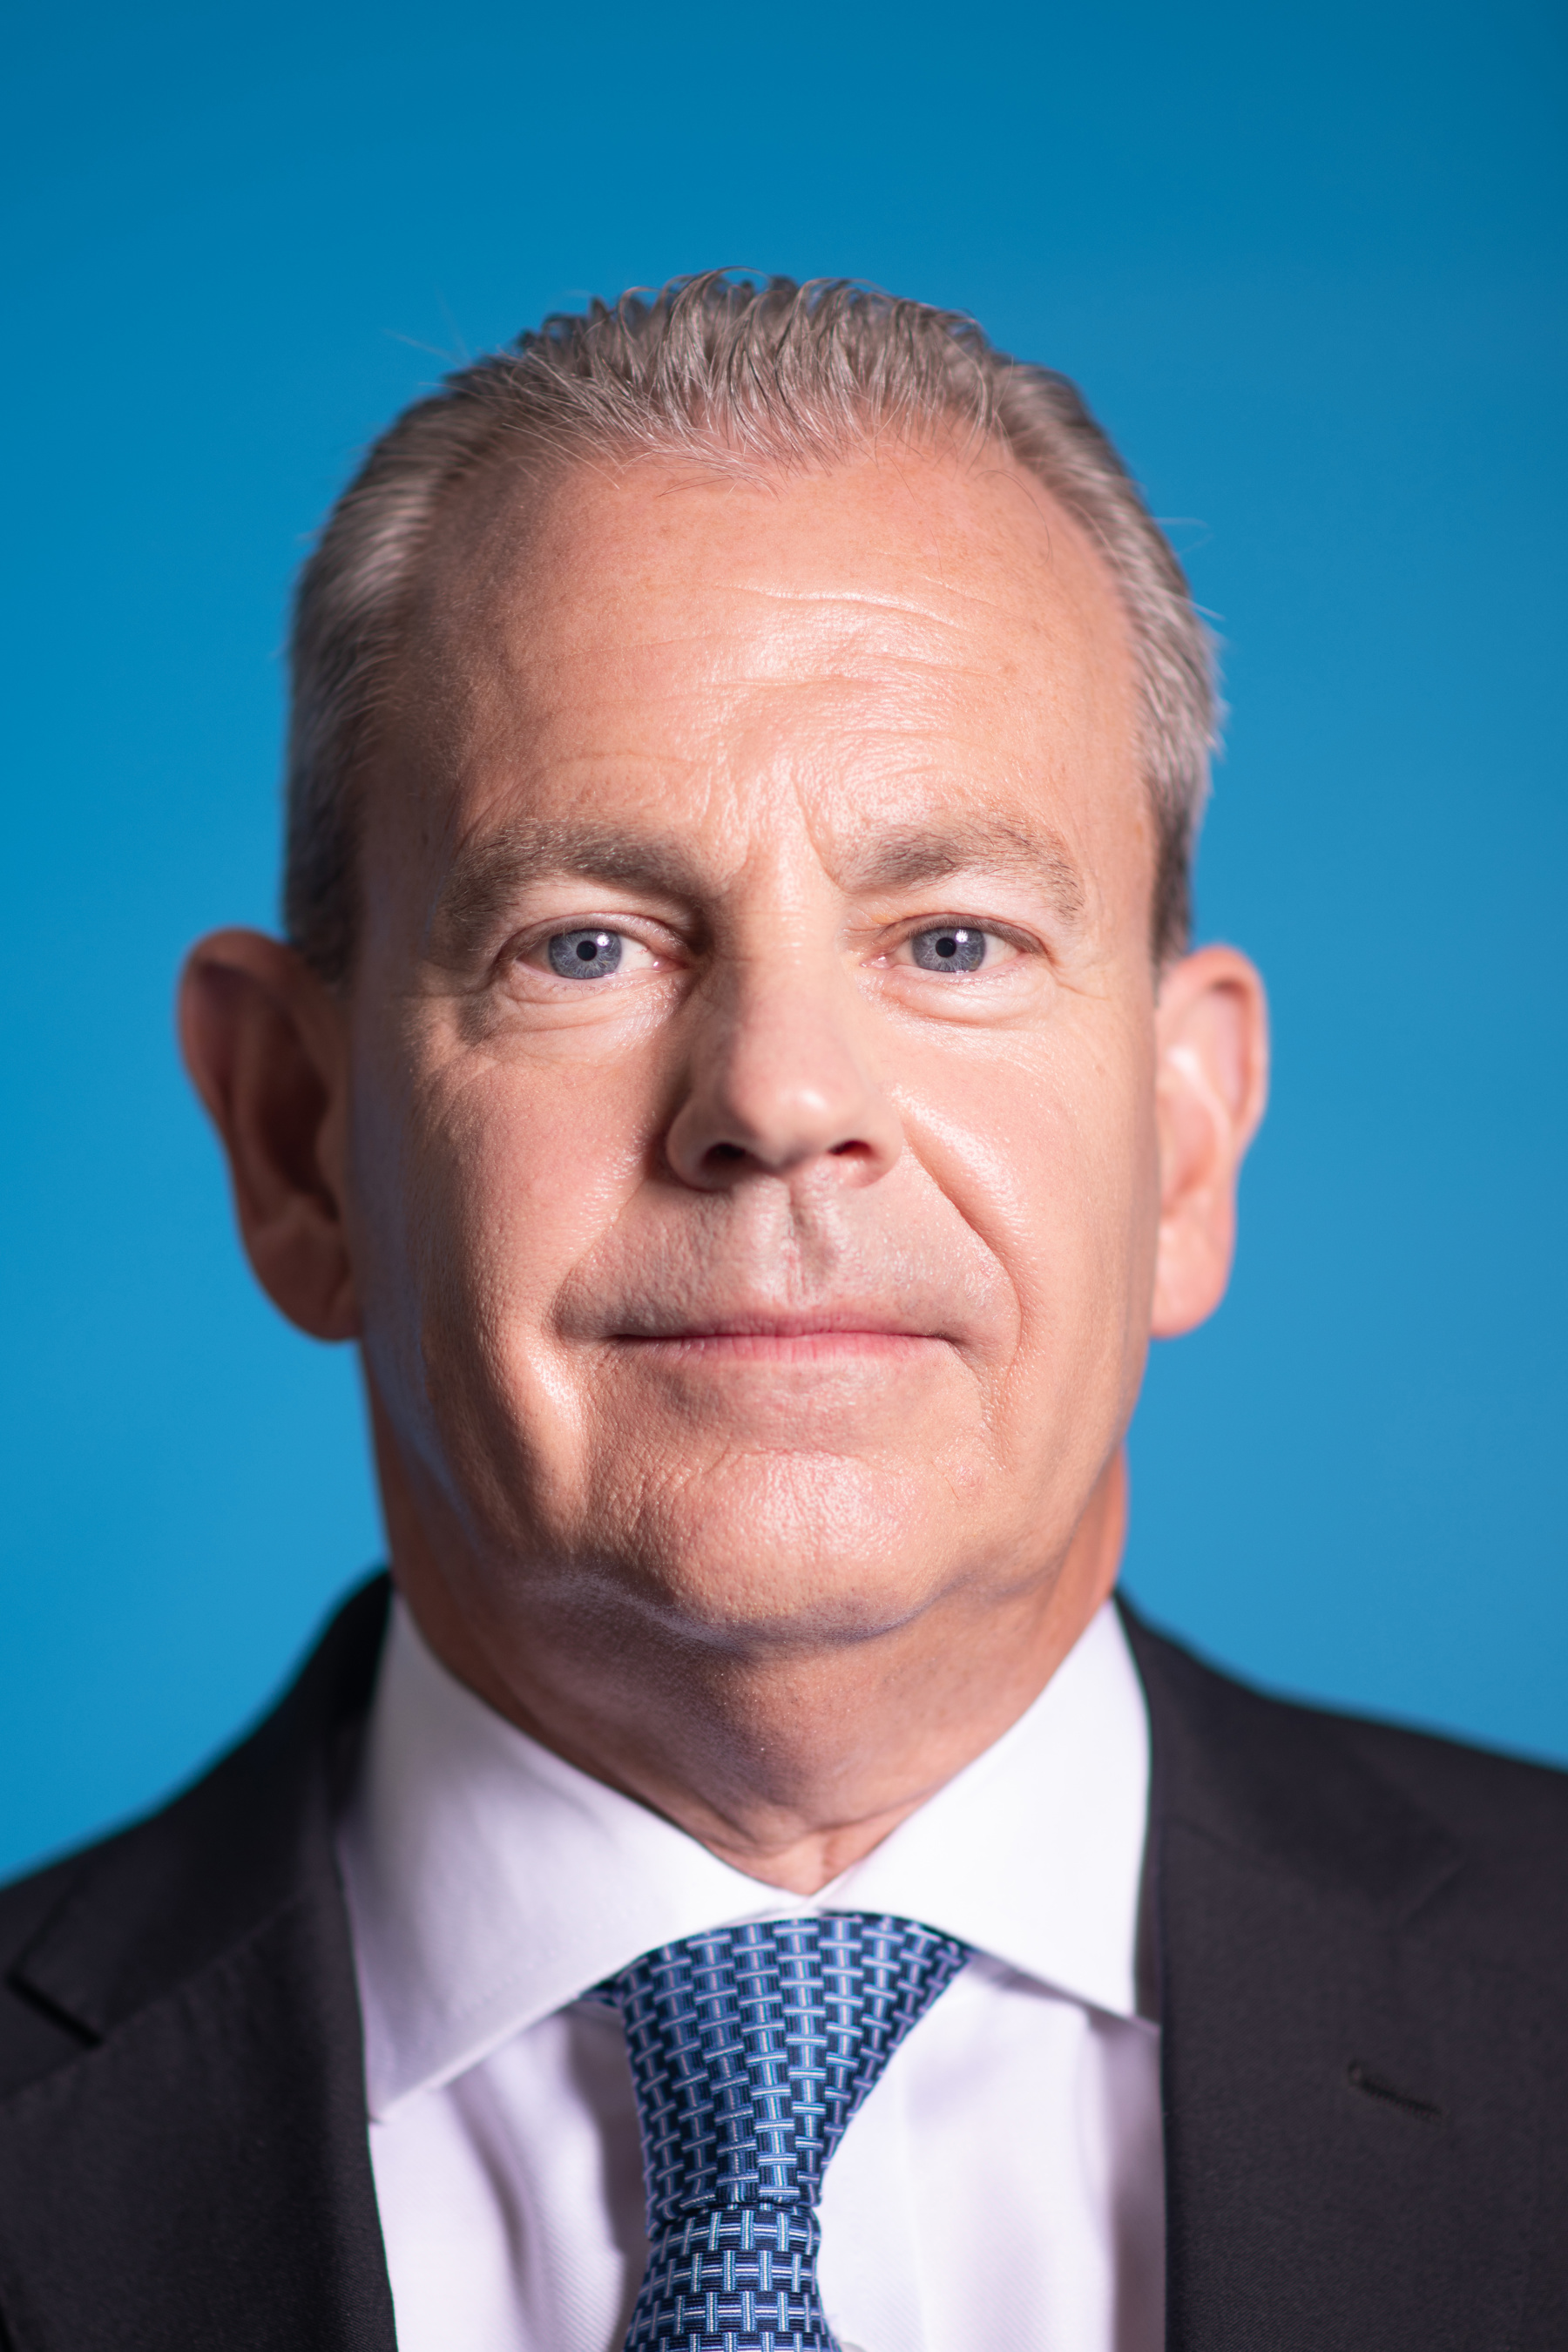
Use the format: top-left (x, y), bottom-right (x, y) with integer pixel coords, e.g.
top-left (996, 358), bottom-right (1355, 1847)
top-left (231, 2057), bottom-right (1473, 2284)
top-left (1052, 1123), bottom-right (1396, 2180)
top-left (591, 1912), bottom-right (970, 2352)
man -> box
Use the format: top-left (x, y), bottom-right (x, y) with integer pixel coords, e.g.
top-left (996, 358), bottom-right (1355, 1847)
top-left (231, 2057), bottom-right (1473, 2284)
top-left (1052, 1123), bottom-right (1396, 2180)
top-left (0, 274), bottom-right (1562, 2351)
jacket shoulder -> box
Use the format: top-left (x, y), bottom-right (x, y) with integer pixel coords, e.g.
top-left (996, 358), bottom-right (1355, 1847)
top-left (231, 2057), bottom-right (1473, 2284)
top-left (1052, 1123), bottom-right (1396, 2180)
top-left (0, 1854), bottom-right (92, 2097)
top-left (0, 1576), bottom-right (390, 2102)
top-left (1120, 1599), bottom-right (1568, 1962)
top-left (1328, 1699), bottom-right (1568, 1947)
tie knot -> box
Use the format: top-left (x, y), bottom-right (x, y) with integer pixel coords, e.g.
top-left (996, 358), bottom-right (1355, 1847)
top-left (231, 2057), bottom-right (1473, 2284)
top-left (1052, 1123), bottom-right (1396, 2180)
top-left (594, 1912), bottom-right (969, 2225)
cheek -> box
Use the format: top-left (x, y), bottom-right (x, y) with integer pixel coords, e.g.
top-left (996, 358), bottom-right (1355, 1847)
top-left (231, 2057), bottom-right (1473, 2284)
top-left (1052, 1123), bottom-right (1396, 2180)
top-left (354, 1040), bottom-right (658, 1408)
top-left (902, 1025), bottom-right (1157, 1401)
top-left (443, 1066), bottom-right (652, 1335)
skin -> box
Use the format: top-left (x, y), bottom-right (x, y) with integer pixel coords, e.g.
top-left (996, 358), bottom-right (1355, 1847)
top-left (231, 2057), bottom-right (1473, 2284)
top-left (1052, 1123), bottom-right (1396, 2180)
top-left (180, 438), bottom-right (1267, 1894)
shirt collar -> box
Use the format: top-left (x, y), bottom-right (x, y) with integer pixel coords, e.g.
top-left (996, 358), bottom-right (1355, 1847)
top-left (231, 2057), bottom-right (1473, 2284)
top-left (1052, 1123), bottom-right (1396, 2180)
top-left (338, 1595), bottom-right (1150, 2119)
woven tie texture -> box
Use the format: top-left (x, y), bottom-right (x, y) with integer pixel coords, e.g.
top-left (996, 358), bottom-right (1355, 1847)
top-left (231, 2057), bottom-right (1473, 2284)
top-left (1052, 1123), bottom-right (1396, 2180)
top-left (591, 1911), bottom-right (970, 2352)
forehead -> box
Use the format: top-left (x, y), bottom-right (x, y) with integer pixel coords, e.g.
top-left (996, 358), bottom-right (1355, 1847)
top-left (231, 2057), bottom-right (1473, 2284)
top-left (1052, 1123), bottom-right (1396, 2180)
top-left (380, 441), bottom-right (1143, 891)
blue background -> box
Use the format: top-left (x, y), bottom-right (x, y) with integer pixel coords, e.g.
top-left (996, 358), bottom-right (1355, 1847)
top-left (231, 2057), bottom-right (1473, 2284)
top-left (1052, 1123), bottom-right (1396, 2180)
top-left (3, 0), bottom-right (1565, 1876)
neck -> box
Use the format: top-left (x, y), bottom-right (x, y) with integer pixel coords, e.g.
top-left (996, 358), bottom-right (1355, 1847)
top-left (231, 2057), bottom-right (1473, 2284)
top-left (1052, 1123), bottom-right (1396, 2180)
top-left (379, 1431), bottom-right (1127, 1896)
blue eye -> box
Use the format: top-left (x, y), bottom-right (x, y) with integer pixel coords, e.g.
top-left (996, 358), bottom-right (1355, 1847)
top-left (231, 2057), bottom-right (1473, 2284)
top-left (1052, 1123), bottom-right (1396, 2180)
top-left (548, 929), bottom-right (623, 979)
top-left (910, 926), bottom-right (988, 974)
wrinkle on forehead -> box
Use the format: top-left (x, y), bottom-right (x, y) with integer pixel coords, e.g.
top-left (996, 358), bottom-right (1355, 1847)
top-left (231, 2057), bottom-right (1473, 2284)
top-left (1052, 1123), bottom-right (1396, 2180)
top-left (405, 489), bottom-right (1126, 785)
top-left (411, 438), bottom-right (1128, 688)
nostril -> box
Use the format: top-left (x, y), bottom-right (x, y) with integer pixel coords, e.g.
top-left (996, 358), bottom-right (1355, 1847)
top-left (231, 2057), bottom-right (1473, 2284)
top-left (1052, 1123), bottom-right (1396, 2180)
top-left (707, 1142), bottom-right (747, 1166)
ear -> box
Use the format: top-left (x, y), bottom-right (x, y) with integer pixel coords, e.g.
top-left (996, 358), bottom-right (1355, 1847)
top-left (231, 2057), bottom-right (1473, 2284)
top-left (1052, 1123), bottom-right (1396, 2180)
top-left (178, 929), bottom-right (360, 1342)
top-left (1150, 943), bottom-right (1270, 1340)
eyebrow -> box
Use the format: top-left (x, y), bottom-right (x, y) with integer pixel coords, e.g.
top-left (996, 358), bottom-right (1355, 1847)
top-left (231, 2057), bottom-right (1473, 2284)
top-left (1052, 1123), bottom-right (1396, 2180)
top-left (428, 822), bottom-right (708, 965)
top-left (835, 817), bottom-right (1086, 917)
top-left (426, 809), bottom-right (1086, 966)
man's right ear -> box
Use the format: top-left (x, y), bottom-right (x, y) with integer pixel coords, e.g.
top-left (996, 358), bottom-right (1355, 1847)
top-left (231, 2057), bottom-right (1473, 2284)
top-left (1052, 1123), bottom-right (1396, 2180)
top-left (178, 929), bottom-right (360, 1342)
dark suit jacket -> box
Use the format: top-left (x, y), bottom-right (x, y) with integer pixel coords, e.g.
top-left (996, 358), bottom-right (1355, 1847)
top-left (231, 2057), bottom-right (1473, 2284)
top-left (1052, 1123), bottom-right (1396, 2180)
top-left (0, 1578), bottom-right (1564, 2349)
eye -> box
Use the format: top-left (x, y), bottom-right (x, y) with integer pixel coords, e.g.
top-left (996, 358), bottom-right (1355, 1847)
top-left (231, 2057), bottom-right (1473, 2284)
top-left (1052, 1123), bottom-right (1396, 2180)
top-left (545, 928), bottom-right (631, 980)
top-left (905, 925), bottom-right (1010, 975)
top-left (510, 922), bottom-right (671, 991)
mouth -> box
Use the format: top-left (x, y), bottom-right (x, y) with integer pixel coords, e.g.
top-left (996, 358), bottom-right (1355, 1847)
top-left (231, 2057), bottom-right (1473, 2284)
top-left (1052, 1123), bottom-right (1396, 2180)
top-left (609, 1312), bottom-right (950, 1362)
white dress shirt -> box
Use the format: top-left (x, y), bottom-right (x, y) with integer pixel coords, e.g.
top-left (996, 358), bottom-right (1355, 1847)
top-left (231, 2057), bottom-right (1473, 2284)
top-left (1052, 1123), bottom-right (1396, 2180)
top-left (338, 1598), bottom-right (1164, 2352)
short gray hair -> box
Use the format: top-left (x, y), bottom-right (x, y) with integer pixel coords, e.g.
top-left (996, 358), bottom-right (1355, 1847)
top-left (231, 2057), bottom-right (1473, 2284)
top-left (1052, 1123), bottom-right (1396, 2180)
top-left (285, 273), bottom-right (1215, 979)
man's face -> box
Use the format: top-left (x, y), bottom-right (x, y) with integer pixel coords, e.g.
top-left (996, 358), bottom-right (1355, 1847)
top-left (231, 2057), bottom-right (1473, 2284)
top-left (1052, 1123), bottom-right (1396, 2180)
top-left (348, 443), bottom-right (1160, 1649)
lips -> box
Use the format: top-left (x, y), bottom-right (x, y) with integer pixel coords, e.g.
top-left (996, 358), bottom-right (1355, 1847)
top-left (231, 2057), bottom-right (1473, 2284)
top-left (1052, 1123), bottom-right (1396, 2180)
top-left (612, 1309), bottom-right (943, 1343)
top-left (607, 1326), bottom-right (948, 1369)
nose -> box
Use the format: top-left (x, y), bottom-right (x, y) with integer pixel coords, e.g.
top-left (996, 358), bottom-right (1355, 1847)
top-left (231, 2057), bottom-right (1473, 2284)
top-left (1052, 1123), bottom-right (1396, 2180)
top-left (663, 951), bottom-right (903, 1191)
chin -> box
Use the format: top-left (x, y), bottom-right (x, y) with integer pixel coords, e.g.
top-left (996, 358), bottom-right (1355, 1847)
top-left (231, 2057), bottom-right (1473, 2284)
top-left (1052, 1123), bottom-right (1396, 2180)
top-left (584, 1445), bottom-right (965, 1650)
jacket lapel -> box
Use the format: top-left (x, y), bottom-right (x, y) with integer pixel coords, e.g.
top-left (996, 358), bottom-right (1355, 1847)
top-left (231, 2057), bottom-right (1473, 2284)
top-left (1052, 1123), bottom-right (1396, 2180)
top-left (1124, 1604), bottom-right (1552, 2352)
top-left (0, 1579), bottom-right (396, 2352)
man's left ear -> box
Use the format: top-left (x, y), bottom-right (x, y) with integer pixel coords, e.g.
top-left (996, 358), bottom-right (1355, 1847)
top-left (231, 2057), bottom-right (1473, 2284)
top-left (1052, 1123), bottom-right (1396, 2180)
top-left (1149, 944), bottom-right (1270, 1340)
